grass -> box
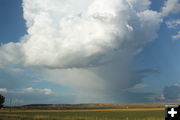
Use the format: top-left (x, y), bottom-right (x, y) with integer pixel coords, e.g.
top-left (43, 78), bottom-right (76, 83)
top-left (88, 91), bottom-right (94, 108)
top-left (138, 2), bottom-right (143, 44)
top-left (0, 108), bottom-right (164, 120)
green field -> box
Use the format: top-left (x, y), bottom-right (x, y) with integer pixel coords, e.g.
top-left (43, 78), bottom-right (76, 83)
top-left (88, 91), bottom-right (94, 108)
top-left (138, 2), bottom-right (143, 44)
top-left (0, 108), bottom-right (164, 120)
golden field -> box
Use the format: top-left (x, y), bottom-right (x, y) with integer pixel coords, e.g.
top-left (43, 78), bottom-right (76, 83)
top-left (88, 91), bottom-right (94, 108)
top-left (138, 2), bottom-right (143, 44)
top-left (0, 107), bottom-right (164, 120)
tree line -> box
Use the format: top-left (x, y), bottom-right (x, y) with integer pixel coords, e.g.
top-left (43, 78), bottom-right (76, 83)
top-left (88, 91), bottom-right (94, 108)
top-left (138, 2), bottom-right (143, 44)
top-left (0, 94), bottom-right (5, 108)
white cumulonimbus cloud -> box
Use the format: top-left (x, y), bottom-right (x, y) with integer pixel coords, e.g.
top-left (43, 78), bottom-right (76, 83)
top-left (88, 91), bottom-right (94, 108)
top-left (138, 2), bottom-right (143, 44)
top-left (1, 0), bottom-right (162, 68)
top-left (0, 0), bottom-right (176, 103)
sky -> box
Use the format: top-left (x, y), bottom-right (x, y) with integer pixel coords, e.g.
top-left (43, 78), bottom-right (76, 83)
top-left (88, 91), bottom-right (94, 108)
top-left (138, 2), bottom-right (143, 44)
top-left (0, 0), bottom-right (180, 105)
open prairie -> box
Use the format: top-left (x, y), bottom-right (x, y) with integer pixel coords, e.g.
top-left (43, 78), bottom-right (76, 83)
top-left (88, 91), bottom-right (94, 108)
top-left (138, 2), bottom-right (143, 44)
top-left (0, 107), bottom-right (164, 120)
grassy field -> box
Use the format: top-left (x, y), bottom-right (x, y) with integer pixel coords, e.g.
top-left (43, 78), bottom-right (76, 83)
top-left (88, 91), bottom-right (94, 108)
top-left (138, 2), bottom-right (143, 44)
top-left (0, 108), bottom-right (164, 120)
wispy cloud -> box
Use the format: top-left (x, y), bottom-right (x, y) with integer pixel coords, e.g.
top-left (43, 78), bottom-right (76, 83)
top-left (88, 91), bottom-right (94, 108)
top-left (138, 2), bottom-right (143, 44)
top-left (161, 0), bottom-right (180, 17)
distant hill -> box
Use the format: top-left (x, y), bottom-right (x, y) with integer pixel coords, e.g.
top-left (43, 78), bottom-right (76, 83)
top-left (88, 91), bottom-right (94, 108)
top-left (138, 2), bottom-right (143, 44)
top-left (18, 103), bottom-right (180, 109)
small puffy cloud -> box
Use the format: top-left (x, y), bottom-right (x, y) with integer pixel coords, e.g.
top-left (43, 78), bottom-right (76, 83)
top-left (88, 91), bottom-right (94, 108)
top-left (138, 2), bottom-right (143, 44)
top-left (24, 87), bottom-right (34, 92)
top-left (132, 83), bottom-right (148, 89)
top-left (42, 88), bottom-right (53, 95)
top-left (0, 88), bottom-right (7, 93)
top-left (161, 0), bottom-right (180, 17)
top-left (156, 94), bottom-right (166, 101)
top-left (166, 19), bottom-right (180, 40)
top-left (166, 19), bottom-right (180, 28)
top-left (23, 87), bottom-right (54, 95)
top-left (172, 31), bottom-right (180, 40)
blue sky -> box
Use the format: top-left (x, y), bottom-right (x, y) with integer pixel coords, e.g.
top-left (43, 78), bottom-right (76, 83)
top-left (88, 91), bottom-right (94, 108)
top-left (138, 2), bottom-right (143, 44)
top-left (0, 0), bottom-right (180, 105)
top-left (0, 0), bottom-right (26, 44)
